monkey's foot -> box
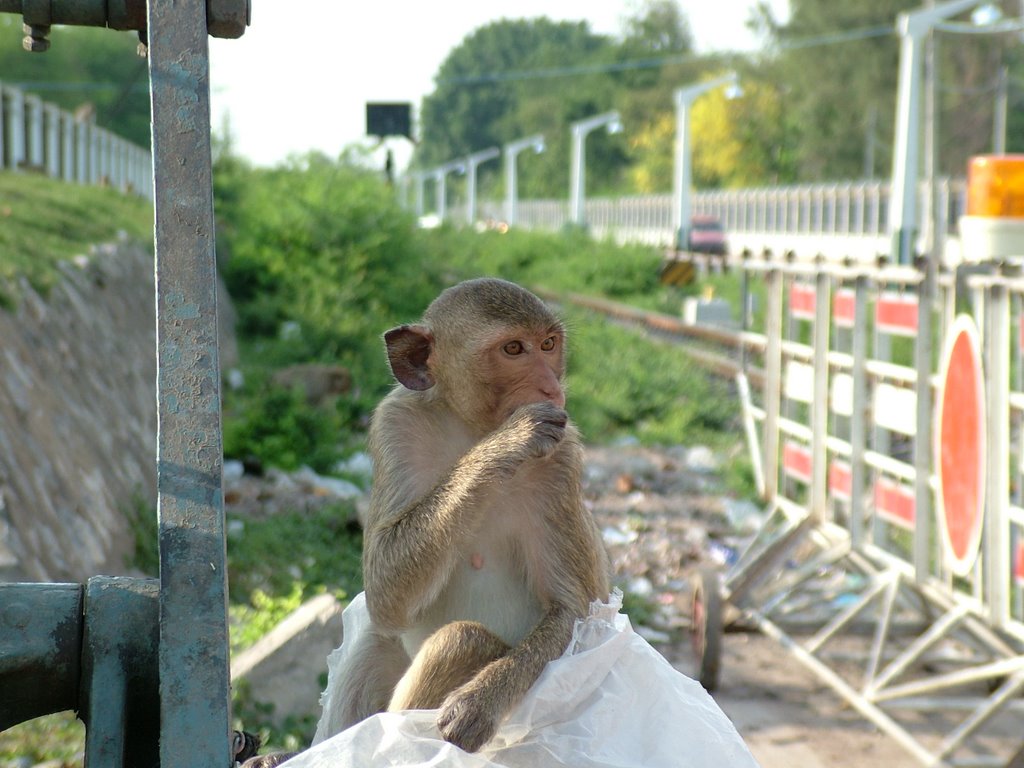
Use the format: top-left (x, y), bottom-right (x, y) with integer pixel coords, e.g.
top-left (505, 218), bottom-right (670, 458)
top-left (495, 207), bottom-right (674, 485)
top-left (437, 688), bottom-right (500, 753)
top-left (239, 752), bottom-right (298, 768)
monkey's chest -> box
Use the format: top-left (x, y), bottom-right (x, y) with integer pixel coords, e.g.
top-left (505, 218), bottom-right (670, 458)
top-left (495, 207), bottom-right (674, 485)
top-left (402, 538), bottom-right (543, 656)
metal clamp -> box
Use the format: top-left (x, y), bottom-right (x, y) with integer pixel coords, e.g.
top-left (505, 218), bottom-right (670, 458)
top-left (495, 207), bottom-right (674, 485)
top-left (0, 0), bottom-right (250, 49)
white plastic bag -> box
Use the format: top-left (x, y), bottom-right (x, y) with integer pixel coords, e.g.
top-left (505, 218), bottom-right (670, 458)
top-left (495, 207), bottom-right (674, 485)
top-left (286, 591), bottom-right (758, 768)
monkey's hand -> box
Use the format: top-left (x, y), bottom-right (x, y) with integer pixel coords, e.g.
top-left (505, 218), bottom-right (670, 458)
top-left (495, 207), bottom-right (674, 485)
top-left (436, 682), bottom-right (502, 753)
top-left (493, 402), bottom-right (567, 470)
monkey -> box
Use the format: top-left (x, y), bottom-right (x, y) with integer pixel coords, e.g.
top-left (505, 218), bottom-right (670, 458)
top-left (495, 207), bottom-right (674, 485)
top-left (345, 277), bottom-right (610, 752)
top-left (242, 278), bottom-right (609, 765)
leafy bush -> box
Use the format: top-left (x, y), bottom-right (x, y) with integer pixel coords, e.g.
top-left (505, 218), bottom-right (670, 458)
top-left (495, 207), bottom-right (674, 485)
top-left (227, 503), bottom-right (363, 609)
top-left (223, 383), bottom-right (347, 474)
top-left (419, 226), bottom-right (673, 308)
top-left (564, 307), bottom-right (738, 447)
top-left (218, 153), bottom-right (444, 381)
top-left (214, 153), bottom-right (742, 465)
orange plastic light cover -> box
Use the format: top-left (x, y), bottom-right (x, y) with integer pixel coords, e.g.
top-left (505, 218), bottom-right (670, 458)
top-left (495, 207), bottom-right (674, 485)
top-left (967, 155), bottom-right (1024, 218)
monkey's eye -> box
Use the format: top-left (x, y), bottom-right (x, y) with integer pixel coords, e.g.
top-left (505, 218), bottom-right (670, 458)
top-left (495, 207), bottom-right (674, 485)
top-left (540, 336), bottom-right (557, 351)
top-left (502, 340), bottom-right (525, 355)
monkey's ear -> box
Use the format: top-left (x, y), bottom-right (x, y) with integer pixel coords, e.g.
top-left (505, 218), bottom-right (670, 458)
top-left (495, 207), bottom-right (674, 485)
top-left (384, 324), bottom-right (435, 391)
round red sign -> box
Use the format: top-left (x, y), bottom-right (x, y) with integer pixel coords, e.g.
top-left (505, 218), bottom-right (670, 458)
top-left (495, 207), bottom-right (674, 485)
top-left (935, 315), bottom-right (986, 577)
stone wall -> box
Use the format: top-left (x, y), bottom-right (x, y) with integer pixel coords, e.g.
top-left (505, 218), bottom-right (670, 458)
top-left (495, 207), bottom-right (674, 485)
top-left (0, 236), bottom-right (237, 582)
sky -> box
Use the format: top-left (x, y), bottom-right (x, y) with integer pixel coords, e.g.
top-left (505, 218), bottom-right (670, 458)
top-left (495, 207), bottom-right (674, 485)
top-left (207, 1), bottom-right (789, 169)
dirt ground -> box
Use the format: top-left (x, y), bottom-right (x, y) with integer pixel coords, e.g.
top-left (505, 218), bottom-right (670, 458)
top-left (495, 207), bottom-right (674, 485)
top-left (664, 631), bottom-right (917, 768)
top-left (582, 443), bottom-right (922, 768)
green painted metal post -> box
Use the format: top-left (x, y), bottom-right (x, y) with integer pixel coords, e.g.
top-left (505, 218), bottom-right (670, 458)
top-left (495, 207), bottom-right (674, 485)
top-left (147, 1), bottom-right (231, 764)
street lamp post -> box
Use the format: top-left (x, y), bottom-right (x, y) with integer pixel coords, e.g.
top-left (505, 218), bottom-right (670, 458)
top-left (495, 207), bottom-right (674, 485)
top-left (433, 161), bottom-right (465, 223)
top-left (673, 73), bottom-right (738, 252)
top-left (414, 172), bottom-right (427, 218)
top-left (504, 134), bottom-right (545, 226)
top-left (465, 147), bottom-right (500, 226)
top-left (569, 111), bottom-right (622, 226)
top-left (889, 0), bottom-right (983, 265)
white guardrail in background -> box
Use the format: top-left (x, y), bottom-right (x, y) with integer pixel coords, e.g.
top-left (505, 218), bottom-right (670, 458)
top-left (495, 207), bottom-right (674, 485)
top-left (0, 77), bottom-right (968, 266)
top-left (0, 81), bottom-right (152, 199)
top-left (478, 178), bottom-right (970, 265)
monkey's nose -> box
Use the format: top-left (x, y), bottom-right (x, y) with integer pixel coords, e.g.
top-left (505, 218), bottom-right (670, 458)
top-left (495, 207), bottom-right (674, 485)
top-left (546, 389), bottom-right (566, 409)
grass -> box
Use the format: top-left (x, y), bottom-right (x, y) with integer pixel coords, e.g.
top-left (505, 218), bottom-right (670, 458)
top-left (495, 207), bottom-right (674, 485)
top-left (0, 171), bottom-right (152, 304)
top-left (0, 712), bottom-right (85, 766)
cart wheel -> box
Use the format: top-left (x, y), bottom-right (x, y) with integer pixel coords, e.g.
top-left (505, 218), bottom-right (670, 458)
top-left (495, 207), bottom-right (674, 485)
top-left (691, 565), bottom-right (723, 692)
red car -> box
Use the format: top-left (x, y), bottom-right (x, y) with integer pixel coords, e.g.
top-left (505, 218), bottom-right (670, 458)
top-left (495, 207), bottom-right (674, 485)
top-left (687, 215), bottom-right (728, 256)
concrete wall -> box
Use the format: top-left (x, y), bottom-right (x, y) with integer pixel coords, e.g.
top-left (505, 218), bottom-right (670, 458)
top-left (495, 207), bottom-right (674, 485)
top-left (0, 237), bottom-right (236, 581)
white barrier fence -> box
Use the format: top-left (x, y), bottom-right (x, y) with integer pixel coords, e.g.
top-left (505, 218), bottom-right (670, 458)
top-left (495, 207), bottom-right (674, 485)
top-left (0, 81), bottom-right (152, 199)
top-left (720, 252), bottom-right (1024, 766)
top-left (477, 178), bottom-right (970, 264)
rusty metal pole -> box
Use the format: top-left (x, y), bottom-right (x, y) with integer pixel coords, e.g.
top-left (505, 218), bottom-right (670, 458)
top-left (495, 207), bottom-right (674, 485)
top-left (146, 1), bottom-right (231, 764)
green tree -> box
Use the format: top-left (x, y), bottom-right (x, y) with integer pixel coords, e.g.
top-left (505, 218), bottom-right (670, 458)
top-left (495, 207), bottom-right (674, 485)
top-left (627, 68), bottom-right (797, 192)
top-left (416, 18), bottom-right (621, 199)
top-left (0, 19), bottom-right (150, 146)
top-left (621, 0), bottom-right (693, 54)
top-left (932, 12), bottom-right (1023, 176)
top-left (760, 0), bottom-right (1024, 181)
top-left (754, 0), bottom-right (915, 181)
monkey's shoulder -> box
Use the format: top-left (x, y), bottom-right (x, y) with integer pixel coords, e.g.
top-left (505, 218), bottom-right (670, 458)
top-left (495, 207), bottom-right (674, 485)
top-left (371, 389), bottom-right (474, 446)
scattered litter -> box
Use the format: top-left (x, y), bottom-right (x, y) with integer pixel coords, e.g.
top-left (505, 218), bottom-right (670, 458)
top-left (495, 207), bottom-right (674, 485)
top-left (708, 542), bottom-right (738, 567)
top-left (294, 467), bottom-right (362, 499)
top-left (611, 434), bottom-right (640, 447)
top-left (723, 497), bottom-right (765, 534)
top-left (627, 576), bottom-right (655, 597)
top-left (634, 624), bottom-right (673, 644)
top-left (334, 451), bottom-right (373, 480)
top-left (602, 525), bottom-right (639, 546)
top-left (685, 445), bottom-right (720, 473)
top-left (625, 490), bottom-right (646, 506)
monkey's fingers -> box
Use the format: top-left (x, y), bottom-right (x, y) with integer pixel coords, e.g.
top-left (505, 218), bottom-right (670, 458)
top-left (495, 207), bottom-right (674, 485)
top-left (516, 401), bottom-right (567, 425)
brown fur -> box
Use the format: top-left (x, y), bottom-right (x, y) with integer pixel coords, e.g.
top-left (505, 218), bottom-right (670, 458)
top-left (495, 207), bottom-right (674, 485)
top-left (350, 278), bottom-right (609, 752)
top-left (291, 278), bottom-right (611, 757)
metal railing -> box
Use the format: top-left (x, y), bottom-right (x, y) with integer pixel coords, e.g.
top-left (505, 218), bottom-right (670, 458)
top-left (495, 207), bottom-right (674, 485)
top-left (718, 250), bottom-right (1024, 767)
top-left (0, 80), bottom-right (152, 199)
top-left (476, 178), bottom-right (971, 263)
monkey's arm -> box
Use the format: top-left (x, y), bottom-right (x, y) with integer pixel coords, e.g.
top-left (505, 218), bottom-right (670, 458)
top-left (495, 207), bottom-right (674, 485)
top-left (363, 398), bottom-right (567, 631)
top-left (437, 599), bottom-right (578, 752)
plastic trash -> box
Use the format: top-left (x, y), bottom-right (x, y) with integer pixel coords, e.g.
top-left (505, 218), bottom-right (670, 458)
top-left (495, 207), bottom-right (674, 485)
top-left (281, 591), bottom-right (759, 768)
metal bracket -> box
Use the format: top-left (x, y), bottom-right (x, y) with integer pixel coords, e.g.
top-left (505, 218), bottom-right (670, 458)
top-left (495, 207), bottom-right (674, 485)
top-left (0, 0), bottom-right (249, 49)
top-left (0, 577), bottom-right (160, 766)
top-left (0, 583), bottom-right (82, 730)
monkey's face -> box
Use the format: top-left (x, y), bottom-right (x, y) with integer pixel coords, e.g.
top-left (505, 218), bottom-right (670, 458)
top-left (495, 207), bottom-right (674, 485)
top-left (468, 326), bottom-right (565, 427)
